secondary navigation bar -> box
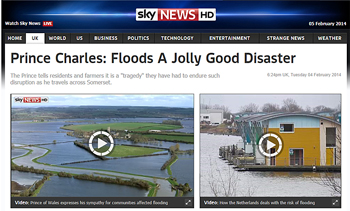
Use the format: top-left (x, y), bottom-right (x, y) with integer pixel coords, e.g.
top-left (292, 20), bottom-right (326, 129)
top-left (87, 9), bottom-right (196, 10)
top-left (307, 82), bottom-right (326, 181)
top-left (5, 33), bottom-right (347, 44)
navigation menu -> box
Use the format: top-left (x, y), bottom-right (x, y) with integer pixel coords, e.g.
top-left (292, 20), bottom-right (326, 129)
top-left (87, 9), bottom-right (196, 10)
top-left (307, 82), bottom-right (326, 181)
top-left (4, 33), bottom-right (347, 44)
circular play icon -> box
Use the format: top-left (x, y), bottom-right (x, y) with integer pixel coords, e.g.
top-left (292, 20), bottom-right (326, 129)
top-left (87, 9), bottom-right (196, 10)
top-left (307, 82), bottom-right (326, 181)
top-left (88, 131), bottom-right (114, 156)
top-left (258, 133), bottom-right (283, 157)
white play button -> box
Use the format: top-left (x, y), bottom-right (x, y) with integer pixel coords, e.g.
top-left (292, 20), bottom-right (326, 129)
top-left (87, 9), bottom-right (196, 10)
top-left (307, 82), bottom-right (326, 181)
top-left (88, 131), bottom-right (114, 156)
top-left (97, 138), bottom-right (107, 149)
top-left (266, 140), bottom-right (276, 151)
top-left (258, 133), bottom-right (283, 158)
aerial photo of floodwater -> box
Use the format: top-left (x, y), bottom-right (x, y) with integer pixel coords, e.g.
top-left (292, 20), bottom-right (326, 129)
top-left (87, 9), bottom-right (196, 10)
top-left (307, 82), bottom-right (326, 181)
top-left (11, 95), bottom-right (194, 198)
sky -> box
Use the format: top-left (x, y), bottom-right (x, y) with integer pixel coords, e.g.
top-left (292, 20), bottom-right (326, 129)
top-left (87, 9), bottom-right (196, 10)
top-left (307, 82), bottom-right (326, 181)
top-left (200, 94), bottom-right (341, 113)
top-left (12, 95), bottom-right (194, 108)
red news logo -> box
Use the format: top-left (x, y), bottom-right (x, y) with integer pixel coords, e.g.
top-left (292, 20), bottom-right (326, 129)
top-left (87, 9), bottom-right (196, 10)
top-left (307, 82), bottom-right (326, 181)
top-left (23, 97), bottom-right (42, 103)
top-left (14, 97), bottom-right (49, 103)
top-left (43, 21), bottom-right (53, 27)
top-left (136, 8), bottom-right (216, 21)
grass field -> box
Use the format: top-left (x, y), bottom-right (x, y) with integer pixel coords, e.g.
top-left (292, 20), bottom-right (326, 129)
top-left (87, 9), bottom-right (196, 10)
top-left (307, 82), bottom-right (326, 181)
top-left (61, 122), bottom-right (182, 132)
top-left (96, 145), bottom-right (164, 158)
top-left (143, 134), bottom-right (194, 143)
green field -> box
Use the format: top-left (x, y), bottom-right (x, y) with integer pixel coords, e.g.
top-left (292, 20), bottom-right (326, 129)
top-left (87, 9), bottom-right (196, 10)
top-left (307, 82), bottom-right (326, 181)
top-left (61, 122), bottom-right (182, 132)
top-left (96, 145), bottom-right (164, 158)
top-left (143, 134), bottom-right (194, 143)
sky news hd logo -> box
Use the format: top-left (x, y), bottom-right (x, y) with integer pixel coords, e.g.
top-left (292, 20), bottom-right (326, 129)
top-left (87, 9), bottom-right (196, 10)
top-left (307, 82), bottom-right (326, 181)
top-left (136, 8), bottom-right (216, 21)
top-left (14, 97), bottom-right (49, 103)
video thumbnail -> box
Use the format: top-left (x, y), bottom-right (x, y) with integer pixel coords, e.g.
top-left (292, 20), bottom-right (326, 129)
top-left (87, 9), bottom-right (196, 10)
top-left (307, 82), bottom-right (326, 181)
top-left (11, 94), bottom-right (194, 208)
top-left (200, 94), bottom-right (341, 208)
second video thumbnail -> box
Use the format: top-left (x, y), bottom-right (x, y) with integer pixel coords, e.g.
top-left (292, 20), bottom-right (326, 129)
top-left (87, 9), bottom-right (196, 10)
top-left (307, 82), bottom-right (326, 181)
top-left (200, 94), bottom-right (341, 208)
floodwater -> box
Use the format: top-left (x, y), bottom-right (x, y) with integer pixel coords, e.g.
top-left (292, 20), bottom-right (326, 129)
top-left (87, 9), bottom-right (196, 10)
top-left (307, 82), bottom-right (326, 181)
top-left (11, 171), bottom-right (44, 186)
top-left (37, 142), bottom-right (97, 165)
top-left (12, 132), bottom-right (78, 145)
top-left (65, 154), bottom-right (172, 178)
top-left (12, 120), bottom-right (69, 132)
top-left (36, 176), bottom-right (148, 197)
top-left (12, 120), bottom-right (78, 145)
top-left (11, 118), bottom-right (194, 197)
top-left (200, 133), bottom-right (341, 197)
top-left (171, 154), bottom-right (194, 197)
top-left (12, 148), bottom-right (28, 158)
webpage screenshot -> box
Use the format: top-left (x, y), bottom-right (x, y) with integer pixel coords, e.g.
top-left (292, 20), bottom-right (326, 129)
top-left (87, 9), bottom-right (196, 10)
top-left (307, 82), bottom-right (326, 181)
top-left (1, 0), bottom-right (349, 209)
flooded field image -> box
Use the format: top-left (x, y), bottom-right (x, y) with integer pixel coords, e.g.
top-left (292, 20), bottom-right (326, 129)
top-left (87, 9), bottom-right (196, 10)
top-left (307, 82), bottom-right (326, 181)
top-left (11, 95), bottom-right (194, 198)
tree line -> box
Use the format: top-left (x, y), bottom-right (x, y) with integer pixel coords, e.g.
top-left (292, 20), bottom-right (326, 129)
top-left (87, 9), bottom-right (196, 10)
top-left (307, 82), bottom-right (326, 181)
top-left (202, 98), bottom-right (340, 117)
top-left (73, 174), bottom-right (151, 190)
top-left (11, 163), bottom-right (53, 176)
top-left (162, 120), bottom-right (182, 126)
top-left (239, 98), bottom-right (340, 113)
top-left (160, 144), bottom-right (180, 170)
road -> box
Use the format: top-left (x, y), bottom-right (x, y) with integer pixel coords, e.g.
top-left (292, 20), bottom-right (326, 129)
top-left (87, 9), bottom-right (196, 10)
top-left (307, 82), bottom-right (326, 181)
top-left (12, 146), bottom-right (175, 197)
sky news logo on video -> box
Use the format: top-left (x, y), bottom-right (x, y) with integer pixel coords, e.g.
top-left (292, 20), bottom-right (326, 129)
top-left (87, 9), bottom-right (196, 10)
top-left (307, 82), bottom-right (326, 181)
top-left (136, 8), bottom-right (216, 21)
top-left (14, 97), bottom-right (49, 103)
